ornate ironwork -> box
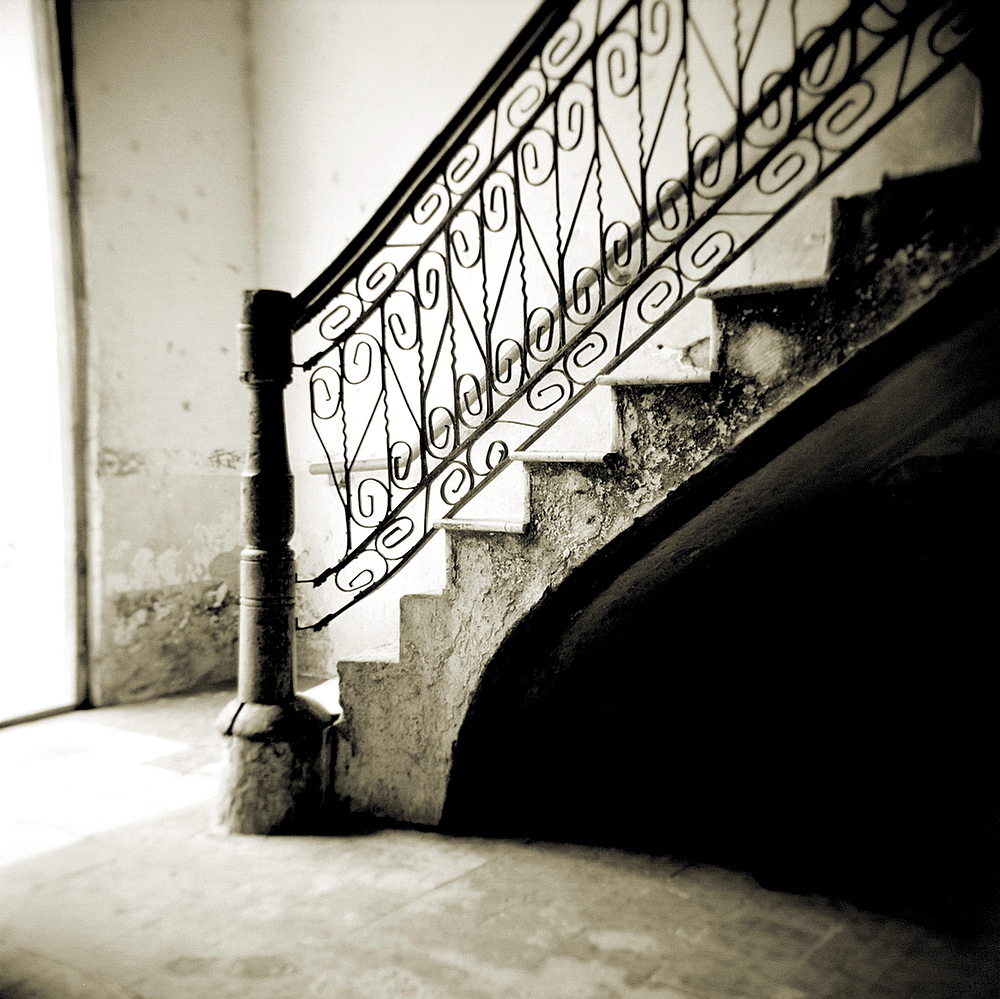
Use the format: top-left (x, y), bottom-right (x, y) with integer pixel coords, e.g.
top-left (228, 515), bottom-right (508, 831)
top-left (291, 0), bottom-right (975, 630)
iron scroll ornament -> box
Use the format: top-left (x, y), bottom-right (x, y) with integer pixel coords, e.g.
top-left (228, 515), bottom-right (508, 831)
top-left (292, 0), bottom-right (976, 630)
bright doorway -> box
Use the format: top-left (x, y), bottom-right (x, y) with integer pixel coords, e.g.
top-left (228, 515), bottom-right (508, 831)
top-left (0, 0), bottom-right (80, 724)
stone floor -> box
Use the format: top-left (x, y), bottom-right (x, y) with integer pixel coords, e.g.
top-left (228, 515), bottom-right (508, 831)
top-left (0, 690), bottom-right (996, 999)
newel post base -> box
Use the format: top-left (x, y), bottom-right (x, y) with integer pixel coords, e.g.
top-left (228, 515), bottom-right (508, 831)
top-left (215, 289), bottom-right (334, 835)
top-left (216, 697), bottom-right (333, 834)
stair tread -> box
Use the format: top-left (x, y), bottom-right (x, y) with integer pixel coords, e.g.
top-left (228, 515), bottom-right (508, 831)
top-left (298, 678), bottom-right (342, 717)
top-left (525, 383), bottom-right (617, 455)
top-left (435, 517), bottom-right (528, 533)
top-left (597, 369), bottom-right (711, 386)
top-left (511, 450), bottom-right (615, 463)
top-left (337, 642), bottom-right (400, 666)
top-left (601, 296), bottom-right (717, 384)
top-left (697, 275), bottom-right (828, 300)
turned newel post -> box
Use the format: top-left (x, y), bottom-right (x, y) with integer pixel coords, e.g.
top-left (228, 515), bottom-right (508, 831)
top-left (237, 289), bottom-right (295, 705)
top-left (216, 289), bottom-right (333, 835)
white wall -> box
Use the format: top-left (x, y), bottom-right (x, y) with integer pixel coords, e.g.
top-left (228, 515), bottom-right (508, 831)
top-left (74, 0), bottom-right (257, 702)
top-left (71, 0), bottom-right (540, 698)
top-left (251, 0), bottom-right (539, 295)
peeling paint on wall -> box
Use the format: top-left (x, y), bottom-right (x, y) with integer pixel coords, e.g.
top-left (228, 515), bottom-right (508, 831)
top-left (208, 448), bottom-right (242, 470)
top-left (97, 448), bottom-right (145, 476)
top-left (96, 579), bottom-right (239, 704)
top-left (728, 322), bottom-right (799, 388)
top-left (89, 468), bottom-right (244, 703)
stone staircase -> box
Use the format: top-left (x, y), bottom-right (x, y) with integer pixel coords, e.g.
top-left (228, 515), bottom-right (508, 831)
top-left (312, 59), bottom-right (994, 827)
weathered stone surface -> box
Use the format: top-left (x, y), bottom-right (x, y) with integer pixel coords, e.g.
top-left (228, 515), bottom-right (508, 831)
top-left (216, 695), bottom-right (333, 834)
top-left (333, 165), bottom-right (1000, 828)
top-left (94, 578), bottom-right (239, 705)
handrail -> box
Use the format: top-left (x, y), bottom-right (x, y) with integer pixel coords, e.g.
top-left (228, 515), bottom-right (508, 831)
top-left (291, 0), bottom-right (976, 630)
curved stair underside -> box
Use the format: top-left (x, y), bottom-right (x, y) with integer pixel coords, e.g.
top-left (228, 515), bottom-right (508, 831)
top-left (330, 150), bottom-right (999, 825)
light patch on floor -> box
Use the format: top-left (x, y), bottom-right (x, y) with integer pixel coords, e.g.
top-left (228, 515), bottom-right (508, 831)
top-left (0, 713), bottom-right (220, 865)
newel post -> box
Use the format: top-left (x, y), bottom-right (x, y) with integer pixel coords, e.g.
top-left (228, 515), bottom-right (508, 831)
top-left (216, 289), bottom-right (333, 834)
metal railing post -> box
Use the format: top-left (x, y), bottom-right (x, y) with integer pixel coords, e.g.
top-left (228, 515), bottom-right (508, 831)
top-left (216, 289), bottom-right (333, 834)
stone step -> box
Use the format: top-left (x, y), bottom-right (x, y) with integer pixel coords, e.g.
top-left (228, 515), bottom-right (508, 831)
top-left (434, 517), bottom-right (528, 534)
top-left (298, 677), bottom-right (342, 719)
top-left (335, 642), bottom-right (401, 669)
top-left (598, 297), bottom-right (718, 385)
top-left (524, 383), bottom-right (618, 455)
top-left (511, 450), bottom-right (615, 463)
top-left (444, 459), bottom-right (527, 525)
top-left (705, 67), bottom-right (980, 295)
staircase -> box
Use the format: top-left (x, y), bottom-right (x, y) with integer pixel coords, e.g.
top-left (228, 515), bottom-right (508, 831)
top-left (331, 164), bottom-right (999, 827)
top-left (283, 1), bottom-right (994, 827)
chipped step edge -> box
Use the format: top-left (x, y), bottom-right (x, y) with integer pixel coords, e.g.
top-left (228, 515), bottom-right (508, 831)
top-left (510, 450), bottom-right (616, 463)
top-left (596, 369), bottom-right (712, 386)
top-left (334, 641), bottom-right (401, 668)
top-left (697, 275), bottom-right (828, 300)
top-left (434, 518), bottom-right (528, 534)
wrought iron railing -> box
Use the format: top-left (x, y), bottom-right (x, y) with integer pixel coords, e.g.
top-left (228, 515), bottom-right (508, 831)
top-left (290, 0), bottom-right (975, 631)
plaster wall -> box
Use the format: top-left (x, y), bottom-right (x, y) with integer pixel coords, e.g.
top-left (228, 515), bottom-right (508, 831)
top-left (74, 0), bottom-right (257, 703)
top-left (72, 0), bottom-right (539, 702)
top-left (250, 0), bottom-right (539, 297)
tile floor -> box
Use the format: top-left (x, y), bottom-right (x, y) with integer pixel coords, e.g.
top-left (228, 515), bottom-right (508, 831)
top-left (0, 690), bottom-right (996, 999)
